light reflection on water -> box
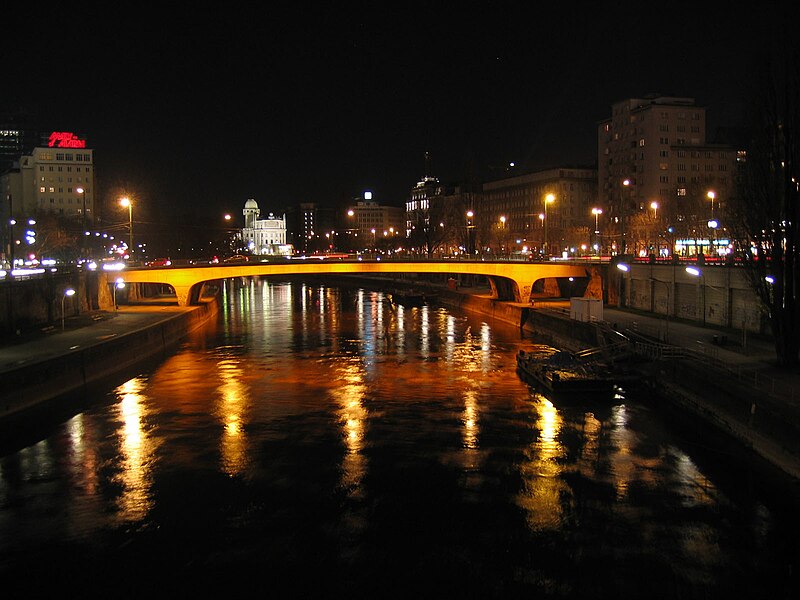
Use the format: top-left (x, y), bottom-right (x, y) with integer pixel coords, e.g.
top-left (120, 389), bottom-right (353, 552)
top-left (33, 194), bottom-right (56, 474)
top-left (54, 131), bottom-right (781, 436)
top-left (0, 278), bottom-right (797, 597)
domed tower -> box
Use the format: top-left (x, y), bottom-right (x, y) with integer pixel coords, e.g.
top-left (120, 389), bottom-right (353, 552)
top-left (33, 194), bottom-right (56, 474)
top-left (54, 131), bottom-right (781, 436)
top-left (243, 198), bottom-right (260, 229)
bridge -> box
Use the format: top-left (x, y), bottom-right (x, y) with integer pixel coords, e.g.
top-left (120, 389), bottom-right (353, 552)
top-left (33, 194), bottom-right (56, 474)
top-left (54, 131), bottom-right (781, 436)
top-left (106, 259), bottom-right (602, 307)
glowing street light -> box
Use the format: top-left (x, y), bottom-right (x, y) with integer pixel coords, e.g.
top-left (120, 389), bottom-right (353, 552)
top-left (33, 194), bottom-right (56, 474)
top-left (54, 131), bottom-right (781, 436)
top-left (543, 194), bottom-right (555, 256)
top-left (591, 207), bottom-right (603, 254)
top-left (113, 278), bottom-right (126, 311)
top-left (707, 191), bottom-right (716, 219)
top-left (61, 288), bottom-right (76, 330)
top-left (119, 197), bottom-right (133, 257)
top-left (616, 262), bottom-right (629, 307)
top-left (466, 210), bottom-right (475, 255)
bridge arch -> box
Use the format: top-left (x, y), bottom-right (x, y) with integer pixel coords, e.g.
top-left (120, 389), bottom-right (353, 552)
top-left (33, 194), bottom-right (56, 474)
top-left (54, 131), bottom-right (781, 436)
top-left (106, 260), bottom-right (597, 306)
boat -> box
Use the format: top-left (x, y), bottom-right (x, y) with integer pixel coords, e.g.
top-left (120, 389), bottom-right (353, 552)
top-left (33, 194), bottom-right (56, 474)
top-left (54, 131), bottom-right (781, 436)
top-left (515, 348), bottom-right (617, 399)
top-left (388, 289), bottom-right (429, 307)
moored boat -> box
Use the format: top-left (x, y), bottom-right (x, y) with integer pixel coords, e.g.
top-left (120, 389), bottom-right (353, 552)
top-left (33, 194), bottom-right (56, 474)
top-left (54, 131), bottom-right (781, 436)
top-left (516, 349), bottom-right (617, 399)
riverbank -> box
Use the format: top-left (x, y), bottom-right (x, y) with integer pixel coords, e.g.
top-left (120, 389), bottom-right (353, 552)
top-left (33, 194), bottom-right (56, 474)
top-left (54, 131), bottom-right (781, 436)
top-left (0, 298), bottom-right (218, 429)
top-left (431, 284), bottom-right (800, 485)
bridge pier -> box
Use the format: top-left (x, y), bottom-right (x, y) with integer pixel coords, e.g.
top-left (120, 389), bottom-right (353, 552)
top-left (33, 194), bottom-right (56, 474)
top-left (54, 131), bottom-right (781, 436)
top-left (173, 286), bottom-right (191, 307)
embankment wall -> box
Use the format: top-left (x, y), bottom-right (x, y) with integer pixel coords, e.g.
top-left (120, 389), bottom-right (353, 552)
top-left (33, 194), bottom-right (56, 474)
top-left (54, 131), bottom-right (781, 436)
top-left (0, 299), bottom-right (218, 423)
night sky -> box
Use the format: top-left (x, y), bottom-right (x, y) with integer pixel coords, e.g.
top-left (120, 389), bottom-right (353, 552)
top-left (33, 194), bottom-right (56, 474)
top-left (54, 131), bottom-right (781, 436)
top-left (2, 3), bottom-right (789, 220)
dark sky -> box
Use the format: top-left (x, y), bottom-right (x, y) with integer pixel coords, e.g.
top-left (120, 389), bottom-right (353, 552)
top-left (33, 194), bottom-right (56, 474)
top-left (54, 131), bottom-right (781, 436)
top-left (2, 3), bottom-right (788, 220)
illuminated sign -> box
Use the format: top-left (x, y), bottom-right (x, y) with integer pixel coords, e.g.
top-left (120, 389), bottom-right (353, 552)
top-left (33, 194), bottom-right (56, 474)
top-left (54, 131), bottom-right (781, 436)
top-left (47, 132), bottom-right (86, 148)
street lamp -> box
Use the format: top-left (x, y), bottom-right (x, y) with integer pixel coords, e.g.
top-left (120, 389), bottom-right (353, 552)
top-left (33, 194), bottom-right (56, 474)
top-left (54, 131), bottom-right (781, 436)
top-left (77, 187), bottom-right (87, 257)
top-left (706, 190), bottom-right (718, 254)
top-left (113, 278), bottom-right (126, 311)
top-left (543, 194), bottom-right (554, 257)
top-left (616, 262), bottom-right (629, 307)
top-left (617, 263), bottom-right (672, 342)
top-left (466, 210), bottom-right (475, 255)
top-left (620, 179), bottom-right (631, 255)
top-left (707, 191), bottom-right (715, 219)
top-left (61, 288), bottom-right (76, 330)
top-left (592, 207), bottom-right (602, 254)
top-left (685, 266), bottom-right (707, 325)
top-left (119, 197), bottom-right (133, 258)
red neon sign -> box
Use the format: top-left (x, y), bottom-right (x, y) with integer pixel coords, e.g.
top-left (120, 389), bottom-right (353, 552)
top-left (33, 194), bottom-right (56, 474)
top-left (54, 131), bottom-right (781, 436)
top-left (48, 131), bottom-right (86, 149)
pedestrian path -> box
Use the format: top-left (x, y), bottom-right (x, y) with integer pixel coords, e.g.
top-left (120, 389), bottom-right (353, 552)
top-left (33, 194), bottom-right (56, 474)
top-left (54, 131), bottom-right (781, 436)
top-left (0, 305), bottom-right (196, 375)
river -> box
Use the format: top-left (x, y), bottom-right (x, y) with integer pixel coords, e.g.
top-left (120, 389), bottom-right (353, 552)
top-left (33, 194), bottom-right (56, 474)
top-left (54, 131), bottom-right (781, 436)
top-left (0, 277), bottom-right (797, 599)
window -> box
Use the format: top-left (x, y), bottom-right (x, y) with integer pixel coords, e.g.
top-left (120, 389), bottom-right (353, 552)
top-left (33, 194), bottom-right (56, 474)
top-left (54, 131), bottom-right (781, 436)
top-left (56, 153), bottom-right (64, 160)
top-left (659, 150), bottom-right (669, 157)
top-left (659, 175), bottom-right (669, 183)
top-left (639, 138), bottom-right (645, 147)
top-left (677, 188), bottom-right (687, 196)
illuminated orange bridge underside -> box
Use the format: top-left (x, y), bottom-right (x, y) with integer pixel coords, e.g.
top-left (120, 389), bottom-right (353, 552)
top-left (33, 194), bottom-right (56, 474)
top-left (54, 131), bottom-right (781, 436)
top-left (109, 260), bottom-right (594, 307)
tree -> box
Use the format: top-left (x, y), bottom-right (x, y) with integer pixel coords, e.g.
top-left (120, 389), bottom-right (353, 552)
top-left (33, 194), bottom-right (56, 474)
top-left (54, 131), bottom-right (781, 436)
top-left (728, 44), bottom-right (800, 367)
top-left (30, 210), bottom-right (80, 262)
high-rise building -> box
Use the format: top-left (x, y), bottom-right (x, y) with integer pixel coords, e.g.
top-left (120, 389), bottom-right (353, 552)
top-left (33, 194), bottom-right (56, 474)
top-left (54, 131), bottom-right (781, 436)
top-left (597, 95), bottom-right (737, 257)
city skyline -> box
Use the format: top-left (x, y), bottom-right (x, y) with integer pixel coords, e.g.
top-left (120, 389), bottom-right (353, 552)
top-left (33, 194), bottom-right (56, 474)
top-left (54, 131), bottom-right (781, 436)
top-left (1, 4), bottom-right (789, 219)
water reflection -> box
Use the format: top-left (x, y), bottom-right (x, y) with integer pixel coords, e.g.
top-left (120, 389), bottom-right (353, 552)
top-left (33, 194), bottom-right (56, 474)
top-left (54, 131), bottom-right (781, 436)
top-left (0, 279), bottom-right (795, 596)
top-left (518, 396), bottom-right (567, 531)
top-left (112, 377), bottom-right (156, 522)
top-left (215, 357), bottom-right (251, 476)
top-left (330, 358), bottom-right (368, 496)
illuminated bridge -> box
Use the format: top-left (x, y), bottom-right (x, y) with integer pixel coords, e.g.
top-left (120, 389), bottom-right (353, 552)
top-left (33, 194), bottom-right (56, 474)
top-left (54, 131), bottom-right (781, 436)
top-left (106, 259), bottom-right (601, 307)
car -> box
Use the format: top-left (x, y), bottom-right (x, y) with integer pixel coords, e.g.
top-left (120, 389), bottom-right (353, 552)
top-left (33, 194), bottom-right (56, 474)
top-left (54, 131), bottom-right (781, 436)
top-left (223, 255), bottom-right (250, 263)
top-left (146, 258), bottom-right (172, 267)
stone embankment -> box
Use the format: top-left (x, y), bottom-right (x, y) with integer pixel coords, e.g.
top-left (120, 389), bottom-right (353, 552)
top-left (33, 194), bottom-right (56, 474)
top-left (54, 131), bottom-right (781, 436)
top-left (0, 299), bottom-right (218, 425)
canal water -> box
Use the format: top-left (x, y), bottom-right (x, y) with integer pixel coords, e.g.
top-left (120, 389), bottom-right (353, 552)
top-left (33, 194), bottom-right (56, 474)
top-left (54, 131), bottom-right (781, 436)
top-left (0, 278), bottom-right (797, 599)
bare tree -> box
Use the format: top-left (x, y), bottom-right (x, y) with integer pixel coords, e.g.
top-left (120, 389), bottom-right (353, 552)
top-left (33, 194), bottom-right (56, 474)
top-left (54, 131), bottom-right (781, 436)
top-left (729, 45), bottom-right (800, 367)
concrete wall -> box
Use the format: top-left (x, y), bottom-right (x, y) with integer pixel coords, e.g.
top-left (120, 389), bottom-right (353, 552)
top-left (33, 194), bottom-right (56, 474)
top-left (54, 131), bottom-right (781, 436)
top-left (0, 270), bottom-right (104, 337)
top-left (610, 262), bottom-right (768, 335)
top-left (0, 300), bottom-right (218, 423)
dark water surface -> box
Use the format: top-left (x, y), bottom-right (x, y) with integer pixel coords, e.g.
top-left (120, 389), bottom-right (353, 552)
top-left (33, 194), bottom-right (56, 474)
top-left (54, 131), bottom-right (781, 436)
top-left (1, 279), bottom-right (798, 598)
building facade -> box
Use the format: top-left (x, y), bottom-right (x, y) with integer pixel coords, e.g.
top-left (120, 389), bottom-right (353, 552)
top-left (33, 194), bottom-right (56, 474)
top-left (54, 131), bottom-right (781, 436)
top-left (240, 198), bottom-right (292, 256)
top-left (1, 132), bottom-right (95, 223)
top-left (597, 95), bottom-right (737, 257)
top-left (346, 191), bottom-right (404, 252)
top-left (480, 167), bottom-right (598, 257)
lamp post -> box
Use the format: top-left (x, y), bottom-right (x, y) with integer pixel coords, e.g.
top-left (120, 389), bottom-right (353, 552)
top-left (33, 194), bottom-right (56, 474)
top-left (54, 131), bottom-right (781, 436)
top-left (685, 266), bottom-right (706, 325)
top-left (620, 179), bottom-right (631, 255)
top-left (113, 278), bottom-right (126, 311)
top-left (77, 187), bottom-right (87, 258)
top-left (592, 208), bottom-right (602, 255)
top-left (499, 215), bottom-right (506, 257)
top-left (650, 201), bottom-right (659, 255)
top-left (466, 210), bottom-right (475, 256)
top-left (706, 191), bottom-right (717, 256)
top-left (543, 194), bottom-right (554, 257)
top-left (119, 197), bottom-right (133, 259)
top-left (616, 262), bottom-right (629, 307)
top-left (61, 288), bottom-right (76, 330)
